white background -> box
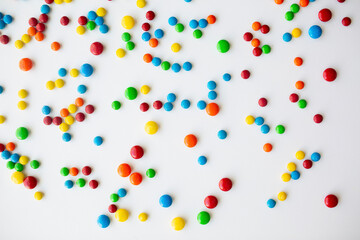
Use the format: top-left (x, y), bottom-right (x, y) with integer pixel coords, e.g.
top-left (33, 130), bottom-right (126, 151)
top-left (0, 0), bottom-right (359, 239)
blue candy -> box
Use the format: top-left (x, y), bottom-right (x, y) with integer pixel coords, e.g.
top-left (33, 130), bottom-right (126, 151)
top-left (64, 180), bottom-right (74, 189)
top-left (254, 117), bottom-right (264, 126)
top-left (218, 130), bottom-right (227, 139)
top-left (10, 153), bottom-right (20, 163)
top-left (189, 19), bottom-right (198, 29)
top-left (198, 19), bottom-right (208, 28)
top-left (62, 133), bottom-right (72, 142)
top-left (197, 100), bottom-right (206, 110)
top-left (142, 32), bottom-right (151, 41)
top-left (95, 16), bottom-right (104, 26)
top-left (97, 215), bottom-right (110, 228)
top-left (172, 63), bottom-right (181, 73)
top-left (80, 63), bottom-right (94, 77)
top-left (223, 73), bottom-right (231, 81)
top-left (94, 136), bottom-right (103, 146)
top-left (3, 15), bottom-right (13, 24)
top-left (159, 194), bottom-right (173, 208)
top-left (311, 152), bottom-right (321, 162)
top-left (99, 24), bottom-right (109, 34)
top-left (207, 81), bottom-right (216, 90)
top-left (0, 85), bottom-right (3, 94)
top-left (283, 32), bottom-right (292, 42)
top-left (183, 62), bottom-right (192, 71)
top-left (0, 20), bottom-right (6, 30)
top-left (154, 29), bottom-right (164, 39)
top-left (58, 68), bottom-right (67, 77)
top-left (152, 57), bottom-right (161, 67)
top-left (181, 99), bottom-right (191, 109)
top-left (42, 105), bottom-right (51, 115)
top-left (118, 188), bottom-right (127, 197)
top-left (77, 84), bottom-right (87, 94)
top-left (198, 156), bottom-right (207, 165)
top-left (308, 25), bottom-right (322, 39)
top-left (40, 4), bottom-right (51, 14)
top-left (1, 150), bottom-right (11, 160)
top-left (267, 199), bottom-right (276, 208)
top-left (261, 124), bottom-right (270, 134)
top-left (208, 91), bottom-right (217, 100)
top-left (167, 93), bottom-right (176, 103)
top-left (163, 102), bottom-right (173, 111)
top-left (88, 11), bottom-right (97, 21)
top-left (291, 170), bottom-right (300, 180)
top-left (168, 17), bottom-right (178, 26)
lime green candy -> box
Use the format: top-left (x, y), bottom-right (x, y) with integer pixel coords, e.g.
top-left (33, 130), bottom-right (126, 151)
top-left (125, 87), bottom-right (138, 100)
top-left (217, 39), bottom-right (230, 53)
top-left (298, 99), bottom-right (307, 109)
top-left (30, 160), bottom-right (40, 169)
top-left (193, 29), bottom-right (202, 39)
top-left (126, 41), bottom-right (135, 51)
top-left (110, 193), bottom-right (119, 202)
top-left (275, 125), bottom-right (285, 134)
top-left (16, 127), bottom-right (29, 140)
top-left (7, 161), bottom-right (15, 170)
top-left (146, 168), bottom-right (156, 178)
top-left (262, 45), bottom-right (271, 54)
top-left (161, 61), bottom-right (171, 71)
top-left (76, 178), bottom-right (86, 187)
top-left (197, 211), bottom-right (211, 225)
top-left (290, 4), bottom-right (300, 13)
top-left (285, 11), bottom-right (294, 21)
top-left (175, 23), bottom-right (184, 32)
top-left (122, 32), bottom-right (131, 42)
top-left (60, 167), bottom-right (69, 176)
top-left (86, 21), bottom-right (96, 30)
top-left (15, 163), bottom-right (24, 172)
top-left (112, 101), bottom-right (121, 110)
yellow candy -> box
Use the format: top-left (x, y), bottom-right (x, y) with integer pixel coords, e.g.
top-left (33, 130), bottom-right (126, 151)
top-left (97, 7), bottom-right (107, 17)
top-left (136, 0), bottom-right (146, 8)
top-left (295, 150), bottom-right (305, 160)
top-left (55, 79), bottom-right (65, 88)
top-left (116, 48), bottom-right (126, 58)
top-left (54, 0), bottom-right (64, 4)
top-left (281, 173), bottom-right (291, 182)
top-left (18, 101), bottom-right (27, 110)
top-left (0, 115), bottom-right (5, 124)
top-left (68, 104), bottom-right (77, 114)
top-left (64, 0), bottom-right (72, 2)
top-left (171, 217), bottom-right (185, 231)
top-left (115, 209), bottom-right (129, 222)
top-left (21, 34), bottom-right (31, 43)
top-left (46, 81), bottom-right (55, 90)
top-left (19, 156), bottom-right (30, 165)
top-left (292, 28), bottom-right (302, 38)
top-left (34, 191), bottom-right (43, 200)
top-left (138, 212), bottom-right (148, 222)
top-left (18, 89), bottom-right (28, 98)
top-left (76, 26), bottom-right (86, 35)
top-left (245, 115), bottom-right (255, 125)
top-left (15, 40), bottom-right (24, 49)
top-left (59, 123), bottom-right (69, 132)
top-left (121, 16), bottom-right (135, 30)
top-left (171, 43), bottom-right (181, 52)
top-left (278, 192), bottom-right (287, 201)
top-left (287, 162), bottom-right (296, 172)
top-left (145, 121), bottom-right (159, 135)
top-left (11, 171), bottom-right (25, 184)
top-left (70, 69), bottom-right (79, 77)
top-left (65, 116), bottom-right (75, 125)
top-left (140, 85), bottom-right (150, 95)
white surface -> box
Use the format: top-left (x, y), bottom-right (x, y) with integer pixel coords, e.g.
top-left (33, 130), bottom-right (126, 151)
top-left (0, 0), bottom-right (359, 239)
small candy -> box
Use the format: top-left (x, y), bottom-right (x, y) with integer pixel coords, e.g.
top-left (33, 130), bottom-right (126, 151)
top-left (278, 192), bottom-right (287, 201)
top-left (184, 134), bottom-right (197, 148)
top-left (82, 166), bottom-right (92, 176)
top-left (313, 114), bottom-right (323, 123)
top-left (260, 25), bottom-right (270, 34)
top-left (193, 29), bottom-right (203, 39)
top-left (291, 170), bottom-right (300, 180)
top-left (324, 194), bottom-right (338, 208)
top-left (19, 58), bottom-right (33, 71)
top-left (263, 143), bottom-right (272, 152)
top-left (183, 62), bottom-right (192, 71)
top-left (260, 124), bottom-right (270, 134)
top-left (197, 211), bottom-right (210, 225)
top-left (197, 100), bottom-right (206, 110)
top-left (94, 136), bottom-right (103, 146)
top-left (207, 15), bottom-right (216, 24)
top-left (168, 17), bottom-right (178, 26)
top-left (198, 156), bottom-right (207, 165)
top-left (16, 127), bottom-right (29, 140)
top-left (11, 171), bottom-right (25, 184)
top-left (303, 159), bottom-right (313, 169)
top-left (258, 98), bottom-right (267, 107)
top-left (245, 115), bottom-right (255, 125)
top-left (275, 125), bottom-right (285, 134)
top-left (110, 194), bottom-right (119, 202)
top-left (254, 117), bottom-right (264, 126)
top-left (217, 39), bottom-right (230, 53)
top-left (223, 73), bottom-right (231, 81)
top-left (208, 91), bottom-right (217, 100)
top-left (140, 102), bottom-right (149, 112)
top-left (121, 16), bottom-right (135, 29)
top-left (64, 180), bottom-right (74, 189)
top-left (97, 215), bottom-right (110, 228)
top-left (285, 11), bottom-right (294, 21)
top-left (34, 192), bottom-right (43, 200)
top-left (243, 32), bottom-right (253, 41)
top-left (154, 29), bottom-right (164, 38)
top-left (118, 188), bottom-right (127, 197)
top-left (108, 205), bottom-right (117, 213)
top-left (323, 68), bottom-right (337, 82)
top-left (129, 172), bottom-right (142, 185)
top-left (90, 42), bottom-right (104, 55)
top-left (287, 162), bottom-right (296, 172)
top-left (241, 70), bottom-right (250, 79)
top-left (60, 16), bottom-right (70, 25)
top-left (295, 151), bottom-right (305, 160)
top-left (217, 130), bottom-right (227, 140)
top-left (290, 3), bottom-right (300, 13)
top-left (125, 87), bottom-right (138, 100)
top-left (181, 100), bottom-right (190, 109)
top-left (89, 180), bottom-right (98, 189)
top-left (62, 133), bottom-right (71, 142)
top-left (23, 176), bottom-right (36, 189)
top-left (146, 11), bottom-right (155, 20)
top-left (159, 194), bottom-right (173, 208)
top-left (171, 217), bottom-right (185, 231)
top-left (198, 19), bottom-right (208, 28)
top-left (189, 19), bottom-right (198, 29)
top-left (164, 102), bottom-right (173, 111)
top-left (308, 25), bottom-right (322, 39)
top-left (175, 23), bottom-right (184, 32)
top-left (204, 195), bottom-right (218, 209)
top-left (146, 168), bottom-right (156, 178)
top-left (80, 63), bottom-right (94, 77)
top-left (115, 209), bottom-right (129, 222)
top-left (138, 213), bottom-right (148, 222)
top-left (311, 152), bottom-right (321, 162)
top-left (171, 43), bottom-right (181, 52)
top-left (342, 17), bottom-right (351, 26)
top-left (130, 145), bottom-right (144, 159)
top-left (318, 9), bottom-right (332, 22)
top-left (219, 178), bottom-right (232, 191)
top-left (267, 199), bottom-right (276, 208)
top-left (206, 103), bottom-right (220, 116)
top-left (289, 93), bottom-right (299, 103)
top-left (281, 173), bottom-right (291, 182)
top-left (283, 32), bottom-right (292, 42)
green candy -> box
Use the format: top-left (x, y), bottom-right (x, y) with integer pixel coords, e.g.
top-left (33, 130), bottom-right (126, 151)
top-left (6, 161), bottom-right (15, 170)
top-left (175, 23), bottom-right (184, 32)
top-left (290, 4), bottom-right (300, 13)
top-left (298, 99), bottom-right (307, 109)
top-left (262, 45), bottom-right (271, 54)
top-left (76, 178), bottom-right (86, 187)
top-left (30, 160), bottom-right (40, 169)
top-left (285, 11), bottom-right (294, 21)
top-left (193, 29), bottom-right (202, 39)
top-left (217, 39), bottom-right (230, 53)
top-left (60, 167), bottom-right (69, 176)
top-left (112, 101), bottom-right (121, 110)
top-left (146, 168), bottom-right (156, 178)
top-left (126, 41), bottom-right (135, 51)
top-left (197, 211), bottom-right (211, 225)
top-left (122, 32), bottom-right (131, 42)
top-left (110, 193), bottom-right (119, 202)
top-left (161, 61), bottom-right (171, 71)
top-left (86, 21), bottom-right (96, 30)
top-left (276, 125), bottom-right (285, 134)
top-left (125, 87), bottom-right (138, 100)
top-left (16, 127), bottom-right (29, 140)
top-left (15, 163), bottom-right (24, 172)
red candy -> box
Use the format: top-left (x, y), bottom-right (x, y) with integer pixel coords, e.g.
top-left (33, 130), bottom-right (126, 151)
top-left (36, 23), bottom-right (46, 32)
top-left (342, 17), bottom-right (351, 26)
top-left (60, 16), bottom-right (70, 26)
top-left (241, 70), bottom-right (250, 79)
top-left (318, 9), bottom-right (332, 22)
top-left (43, 116), bottom-right (53, 125)
top-left (52, 116), bottom-right (62, 125)
top-left (29, 17), bottom-right (38, 27)
top-left (324, 194), bottom-right (338, 208)
top-left (153, 100), bottom-right (163, 110)
top-left (289, 93), bottom-right (299, 103)
top-left (260, 25), bottom-right (270, 34)
top-left (140, 102), bottom-right (149, 112)
top-left (89, 180), bottom-right (99, 189)
top-left (90, 42), bottom-right (104, 55)
top-left (313, 114), bottom-right (323, 124)
top-left (142, 23), bottom-right (150, 31)
top-left (85, 105), bottom-right (95, 114)
top-left (204, 195), bottom-right (218, 209)
top-left (219, 178), bottom-right (232, 192)
top-left (45, 0), bottom-right (54, 3)
top-left (0, 35), bottom-right (10, 44)
top-left (78, 16), bottom-right (88, 25)
top-left (75, 112), bottom-right (85, 122)
top-left (303, 159), bottom-right (313, 169)
top-left (258, 98), bottom-right (268, 107)
top-left (0, 144), bottom-right (5, 152)
top-left (23, 176), bottom-right (37, 189)
top-left (146, 11), bottom-right (155, 20)
top-left (253, 47), bottom-right (262, 57)
top-left (323, 68), bottom-right (337, 82)
top-left (108, 204), bottom-right (117, 213)
top-left (130, 145), bottom-right (144, 159)
top-left (39, 14), bottom-right (49, 23)
top-left (243, 32), bottom-right (253, 41)
top-left (82, 166), bottom-right (92, 176)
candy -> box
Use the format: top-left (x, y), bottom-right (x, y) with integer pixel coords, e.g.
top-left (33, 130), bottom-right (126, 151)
top-left (112, 101), bottom-right (121, 110)
top-left (115, 209), bottom-right (129, 222)
top-left (318, 9), bottom-right (332, 22)
top-left (146, 11), bottom-right (155, 20)
top-left (90, 42), bottom-right (104, 55)
top-left (223, 73), bottom-right (231, 81)
top-left (130, 145), bottom-right (144, 159)
top-left (342, 17), bottom-right (351, 26)
top-left (197, 211), bottom-right (210, 225)
top-left (184, 134), bottom-right (197, 148)
top-left (193, 29), bottom-right (202, 39)
top-left (19, 58), bottom-right (33, 71)
top-left (16, 127), bottom-right (29, 140)
top-left (110, 193), bottom-right (119, 202)
top-left (263, 143), bottom-right (272, 152)
top-left (267, 199), bottom-right (276, 208)
top-left (189, 19), bottom-right (198, 29)
top-left (97, 215), bottom-right (110, 228)
top-left (171, 43), bottom-right (181, 52)
top-left (168, 17), bottom-right (178, 26)
top-left (11, 171), bottom-right (25, 184)
top-left (198, 156), bottom-right (207, 165)
top-left (275, 125), bottom-right (285, 134)
top-left (80, 63), bottom-right (94, 77)
top-left (145, 121), bottom-right (158, 135)
top-left (313, 114), bottom-right (323, 123)
top-left (76, 178), bottom-right (86, 187)
top-left (303, 160), bottom-right (313, 169)
top-left (118, 188), bottom-right (127, 197)
top-left (175, 23), bottom-right (184, 32)
top-left (323, 68), bottom-right (337, 82)
top-left (281, 173), bottom-right (291, 182)
top-left (181, 100), bottom-right (190, 109)
top-left (258, 98), bottom-right (267, 107)
top-left (219, 178), bottom-right (232, 191)
top-left (138, 213), bottom-right (148, 222)
top-left (117, 164), bottom-right (130, 177)
top-left (199, 19), bottom-right (208, 28)
top-left (241, 70), bottom-right (250, 79)
top-left (82, 166), bottom-right (92, 176)
top-left (291, 170), bottom-right (300, 180)
top-left (64, 180), bottom-right (74, 189)
top-left (311, 152), bottom-right (321, 162)
top-left (204, 195), bottom-right (218, 209)
top-left (70, 167), bottom-right (79, 176)
top-left (89, 180), bottom-right (98, 189)
top-left (207, 15), bottom-right (216, 24)
top-left (130, 172), bottom-right (142, 185)
top-left (171, 217), bottom-right (185, 231)
top-left (34, 192), bottom-right (43, 200)
top-left (217, 130), bottom-right (227, 140)
top-left (217, 40), bottom-right (230, 53)
top-left (206, 103), bottom-right (219, 116)
top-left (125, 87), bottom-right (138, 100)
top-left (285, 11), bottom-right (294, 21)
top-left (295, 151), bottom-right (305, 160)
top-left (159, 194), bottom-right (173, 208)
top-left (146, 168), bottom-right (156, 178)
top-left (245, 115), bottom-right (255, 125)
top-left (94, 136), bottom-right (103, 146)
top-left (278, 192), bottom-right (287, 201)
top-left (260, 124), bottom-right (270, 134)
top-left (254, 117), bottom-right (264, 126)
top-left (60, 16), bottom-right (70, 26)
top-left (324, 194), bottom-right (338, 208)
top-left (308, 25), bottom-right (322, 39)
top-left (283, 33), bottom-right (292, 42)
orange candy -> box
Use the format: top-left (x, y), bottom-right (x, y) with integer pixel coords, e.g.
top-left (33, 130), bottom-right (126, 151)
top-left (27, 27), bottom-right (36, 36)
top-left (299, 0), bottom-right (309, 7)
top-left (206, 102), bottom-right (220, 116)
top-left (60, 108), bottom-right (69, 117)
top-left (6, 142), bottom-right (15, 151)
top-left (263, 143), bottom-right (273, 152)
top-left (143, 53), bottom-right (152, 63)
top-left (149, 38), bottom-right (158, 48)
top-left (69, 167), bottom-right (79, 176)
top-left (118, 163), bottom-right (131, 177)
top-left (274, 0), bottom-right (284, 4)
top-left (294, 57), bottom-right (303, 66)
top-left (251, 38), bottom-right (260, 47)
top-left (207, 15), bottom-right (216, 24)
top-left (295, 81), bottom-right (305, 90)
top-left (75, 97), bottom-right (84, 107)
top-left (51, 42), bottom-right (61, 51)
top-left (19, 58), bottom-right (33, 71)
top-left (129, 172), bottom-right (142, 185)
top-left (252, 21), bottom-right (261, 31)
top-left (35, 32), bottom-right (44, 41)
top-left (184, 134), bottom-right (197, 148)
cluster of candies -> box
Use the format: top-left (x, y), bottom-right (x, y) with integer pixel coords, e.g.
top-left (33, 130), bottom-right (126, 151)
top-left (245, 115), bottom-right (286, 135)
top-left (0, 142), bottom-right (43, 200)
top-left (115, 32), bottom-right (135, 58)
top-left (76, 8), bottom-right (109, 35)
top-left (143, 53), bottom-right (193, 72)
top-left (188, 15), bottom-right (216, 39)
top-left (141, 11), bottom-right (162, 48)
top-left (0, 12), bottom-right (13, 44)
top-left (15, 4), bottom-right (51, 49)
top-left (60, 166), bottom-right (98, 189)
top-left (17, 88), bottom-right (29, 111)
top-left (243, 21), bottom-right (271, 56)
top-left (47, 0), bottom-right (72, 5)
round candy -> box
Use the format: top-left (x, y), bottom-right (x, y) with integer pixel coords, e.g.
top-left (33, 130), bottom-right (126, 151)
top-left (219, 178), bottom-right (232, 191)
top-left (138, 213), bottom-right (148, 222)
top-left (263, 143), bottom-right (272, 152)
top-left (80, 63), bottom-right (93, 77)
top-left (261, 124), bottom-right (270, 134)
top-left (313, 114), bottom-right (323, 123)
top-left (308, 25), bottom-right (322, 39)
top-left (184, 134), bottom-right (197, 148)
top-left (153, 100), bottom-right (163, 109)
top-left (298, 99), bottom-right (307, 109)
top-left (223, 73), bottom-right (231, 81)
top-left (183, 62), bottom-right (192, 71)
top-left (206, 102), bottom-right (220, 116)
top-left (62, 133), bottom-right (71, 142)
top-left (175, 23), bottom-right (184, 32)
top-left (198, 19), bottom-right (208, 28)
top-left (285, 11), bottom-right (294, 21)
top-left (60, 167), bottom-right (69, 176)
top-left (303, 159), bottom-right (313, 169)
top-left (323, 68), bottom-right (337, 82)
top-left (118, 188), bottom-right (127, 197)
top-left (275, 125), bottom-right (285, 134)
top-left (171, 43), bottom-right (181, 52)
top-left (254, 117), bottom-right (264, 126)
top-left (69, 167), bottom-right (79, 176)
top-left (121, 16), bottom-right (135, 29)
top-left (94, 136), bottom-right (103, 146)
top-left (146, 11), bottom-right (155, 20)
top-left (258, 98), bottom-right (267, 107)
top-left (318, 9), bottom-right (332, 22)
top-left (64, 180), bottom-right (74, 189)
top-left (197, 100), bottom-right (206, 110)
top-left (267, 199), bottom-right (276, 208)
top-left (130, 172), bottom-right (142, 185)
top-left (30, 160), bottom-right (40, 169)
top-left (278, 192), bottom-right (287, 201)
top-left (34, 192), bottom-right (43, 200)
top-left (146, 168), bottom-right (156, 178)
top-left (217, 40), bottom-right (230, 53)
top-left (290, 3), bottom-right (300, 13)
top-left (82, 166), bottom-right (92, 176)
top-left (154, 29), bottom-right (164, 38)
top-left (204, 195), bottom-right (218, 209)
top-left (281, 173), bottom-right (291, 182)
top-left (207, 81), bottom-right (217, 90)
top-left (324, 194), bottom-right (338, 208)
top-left (296, 151), bottom-right (305, 160)
top-left (289, 93), bottom-right (299, 102)
top-left (110, 193), bottom-right (119, 202)
top-left (291, 170), bottom-right (300, 180)
top-left (241, 70), bottom-right (250, 79)
top-left (97, 215), bottom-right (110, 228)
top-left (217, 130), bottom-right (227, 140)
top-left (159, 194), bottom-right (173, 208)
top-left (60, 16), bottom-right (70, 25)
top-left (112, 101), bottom-right (121, 110)
top-left (208, 91), bottom-right (217, 100)
top-left (145, 121), bottom-right (158, 135)
top-left (115, 209), bottom-right (129, 222)
top-left (342, 17), bottom-right (351, 26)
top-left (11, 171), bottom-right (25, 184)
top-left (125, 87), bottom-right (138, 100)
top-left (207, 15), bottom-right (216, 24)
top-left (189, 19), bottom-right (198, 29)
top-left (260, 25), bottom-right (270, 34)
top-left (140, 102), bottom-right (149, 112)
top-left (130, 145), bottom-right (144, 159)
top-left (243, 32), bottom-right (253, 41)
top-left (193, 29), bottom-right (203, 39)
top-left (253, 47), bottom-right (262, 56)
top-left (245, 115), bottom-right (255, 125)
top-left (171, 217), bottom-right (185, 231)
top-left (168, 17), bottom-right (178, 26)
top-left (90, 42), bottom-right (104, 55)
top-left (311, 152), bottom-right (321, 162)
top-left (16, 127), bottom-right (29, 140)
top-left (197, 211), bottom-right (210, 225)
top-left (108, 205), bottom-right (117, 214)
top-left (172, 63), bottom-right (181, 73)
top-left (181, 99), bottom-right (190, 109)
top-left (164, 102), bottom-right (173, 111)
top-left (283, 32), bottom-right (292, 42)
top-left (198, 156), bottom-right (207, 165)
top-left (19, 58), bottom-right (33, 71)
top-left (89, 180), bottom-right (99, 189)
